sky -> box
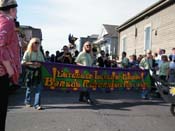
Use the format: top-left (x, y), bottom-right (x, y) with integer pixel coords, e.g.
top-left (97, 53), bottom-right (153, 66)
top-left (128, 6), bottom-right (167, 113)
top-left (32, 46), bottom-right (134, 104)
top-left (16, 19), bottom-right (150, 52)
top-left (17, 0), bottom-right (158, 54)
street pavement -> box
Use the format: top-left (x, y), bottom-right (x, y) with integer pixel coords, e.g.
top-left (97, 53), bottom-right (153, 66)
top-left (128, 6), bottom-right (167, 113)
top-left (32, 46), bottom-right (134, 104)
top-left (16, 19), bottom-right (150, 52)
top-left (6, 88), bottom-right (175, 131)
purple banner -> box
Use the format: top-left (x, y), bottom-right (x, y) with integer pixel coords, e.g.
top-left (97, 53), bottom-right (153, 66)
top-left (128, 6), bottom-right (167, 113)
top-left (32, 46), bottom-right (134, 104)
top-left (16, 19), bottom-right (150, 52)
top-left (41, 62), bottom-right (151, 91)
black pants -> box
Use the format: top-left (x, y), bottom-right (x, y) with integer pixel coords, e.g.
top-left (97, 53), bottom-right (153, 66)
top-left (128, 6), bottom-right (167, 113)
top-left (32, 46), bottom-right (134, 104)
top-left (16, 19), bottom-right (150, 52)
top-left (79, 91), bottom-right (90, 100)
top-left (0, 74), bottom-right (10, 131)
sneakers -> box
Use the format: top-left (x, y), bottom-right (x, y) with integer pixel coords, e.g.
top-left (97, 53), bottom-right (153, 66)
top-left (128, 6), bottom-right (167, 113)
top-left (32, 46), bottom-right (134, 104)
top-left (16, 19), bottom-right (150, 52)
top-left (25, 104), bottom-right (42, 110)
top-left (25, 104), bottom-right (32, 108)
top-left (86, 99), bottom-right (94, 104)
top-left (141, 96), bottom-right (152, 100)
top-left (79, 99), bottom-right (94, 104)
top-left (35, 106), bottom-right (42, 110)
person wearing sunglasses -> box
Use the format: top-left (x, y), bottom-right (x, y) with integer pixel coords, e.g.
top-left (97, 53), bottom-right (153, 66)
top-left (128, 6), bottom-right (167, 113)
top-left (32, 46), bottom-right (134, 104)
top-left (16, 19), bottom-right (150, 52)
top-left (21, 37), bottom-right (45, 110)
top-left (75, 41), bottom-right (94, 104)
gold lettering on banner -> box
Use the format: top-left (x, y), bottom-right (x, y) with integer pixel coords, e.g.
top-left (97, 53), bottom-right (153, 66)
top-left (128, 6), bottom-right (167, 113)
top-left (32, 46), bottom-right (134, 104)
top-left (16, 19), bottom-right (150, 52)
top-left (44, 78), bottom-right (55, 89)
top-left (65, 79), bottom-right (80, 88)
top-left (59, 81), bottom-right (65, 87)
top-left (83, 80), bottom-right (90, 87)
top-left (43, 66), bottom-right (149, 90)
top-left (124, 81), bottom-right (132, 89)
top-left (52, 67), bottom-right (57, 82)
top-left (122, 72), bottom-right (141, 80)
top-left (94, 71), bottom-right (103, 79)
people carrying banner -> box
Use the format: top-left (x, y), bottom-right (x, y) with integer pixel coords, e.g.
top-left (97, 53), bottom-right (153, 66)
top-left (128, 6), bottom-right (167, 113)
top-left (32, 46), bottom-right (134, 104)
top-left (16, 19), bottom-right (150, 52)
top-left (0, 0), bottom-right (20, 130)
top-left (139, 49), bottom-right (158, 99)
top-left (75, 41), bottom-right (94, 104)
top-left (21, 37), bottom-right (45, 110)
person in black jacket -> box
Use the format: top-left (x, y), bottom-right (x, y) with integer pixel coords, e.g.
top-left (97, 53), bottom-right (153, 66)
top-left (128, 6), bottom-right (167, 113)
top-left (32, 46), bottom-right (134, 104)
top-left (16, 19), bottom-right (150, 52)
top-left (56, 45), bottom-right (73, 64)
top-left (97, 50), bottom-right (106, 67)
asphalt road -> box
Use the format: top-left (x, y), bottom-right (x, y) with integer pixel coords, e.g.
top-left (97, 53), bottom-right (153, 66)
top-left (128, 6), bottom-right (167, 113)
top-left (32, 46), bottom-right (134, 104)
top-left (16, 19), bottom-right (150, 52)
top-left (6, 89), bottom-right (175, 131)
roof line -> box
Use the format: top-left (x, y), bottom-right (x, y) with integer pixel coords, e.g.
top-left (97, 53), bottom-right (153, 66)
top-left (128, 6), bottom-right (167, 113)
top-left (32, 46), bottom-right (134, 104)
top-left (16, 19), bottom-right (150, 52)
top-left (118, 0), bottom-right (174, 31)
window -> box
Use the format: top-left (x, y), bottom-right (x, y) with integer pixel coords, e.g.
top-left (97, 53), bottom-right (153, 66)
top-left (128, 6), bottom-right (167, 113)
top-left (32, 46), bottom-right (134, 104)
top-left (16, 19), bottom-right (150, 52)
top-left (144, 24), bottom-right (152, 51)
top-left (121, 35), bottom-right (127, 52)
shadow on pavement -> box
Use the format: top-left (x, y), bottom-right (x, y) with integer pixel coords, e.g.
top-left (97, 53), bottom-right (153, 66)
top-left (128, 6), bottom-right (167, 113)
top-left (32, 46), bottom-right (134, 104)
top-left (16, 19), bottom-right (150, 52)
top-left (8, 88), bottom-right (167, 111)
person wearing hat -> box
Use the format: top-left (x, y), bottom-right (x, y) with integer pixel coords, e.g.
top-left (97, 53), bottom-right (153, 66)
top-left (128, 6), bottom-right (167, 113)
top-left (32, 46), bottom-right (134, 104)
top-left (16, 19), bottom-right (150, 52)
top-left (0, 0), bottom-right (20, 131)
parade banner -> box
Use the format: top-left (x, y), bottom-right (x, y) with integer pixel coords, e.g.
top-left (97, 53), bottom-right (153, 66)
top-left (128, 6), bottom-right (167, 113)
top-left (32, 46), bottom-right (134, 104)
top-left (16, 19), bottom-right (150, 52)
top-left (41, 62), bottom-right (151, 91)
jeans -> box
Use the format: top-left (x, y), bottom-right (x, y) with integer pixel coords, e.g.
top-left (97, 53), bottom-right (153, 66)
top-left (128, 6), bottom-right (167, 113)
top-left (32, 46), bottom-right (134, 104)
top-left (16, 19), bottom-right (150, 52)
top-left (141, 89), bottom-right (149, 98)
top-left (24, 84), bottom-right (42, 108)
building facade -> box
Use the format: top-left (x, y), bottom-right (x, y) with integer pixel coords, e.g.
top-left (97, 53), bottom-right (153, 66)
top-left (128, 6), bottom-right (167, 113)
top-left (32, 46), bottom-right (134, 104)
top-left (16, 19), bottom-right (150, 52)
top-left (118, 0), bottom-right (175, 56)
top-left (19, 26), bottom-right (42, 52)
top-left (94, 24), bottom-right (118, 57)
